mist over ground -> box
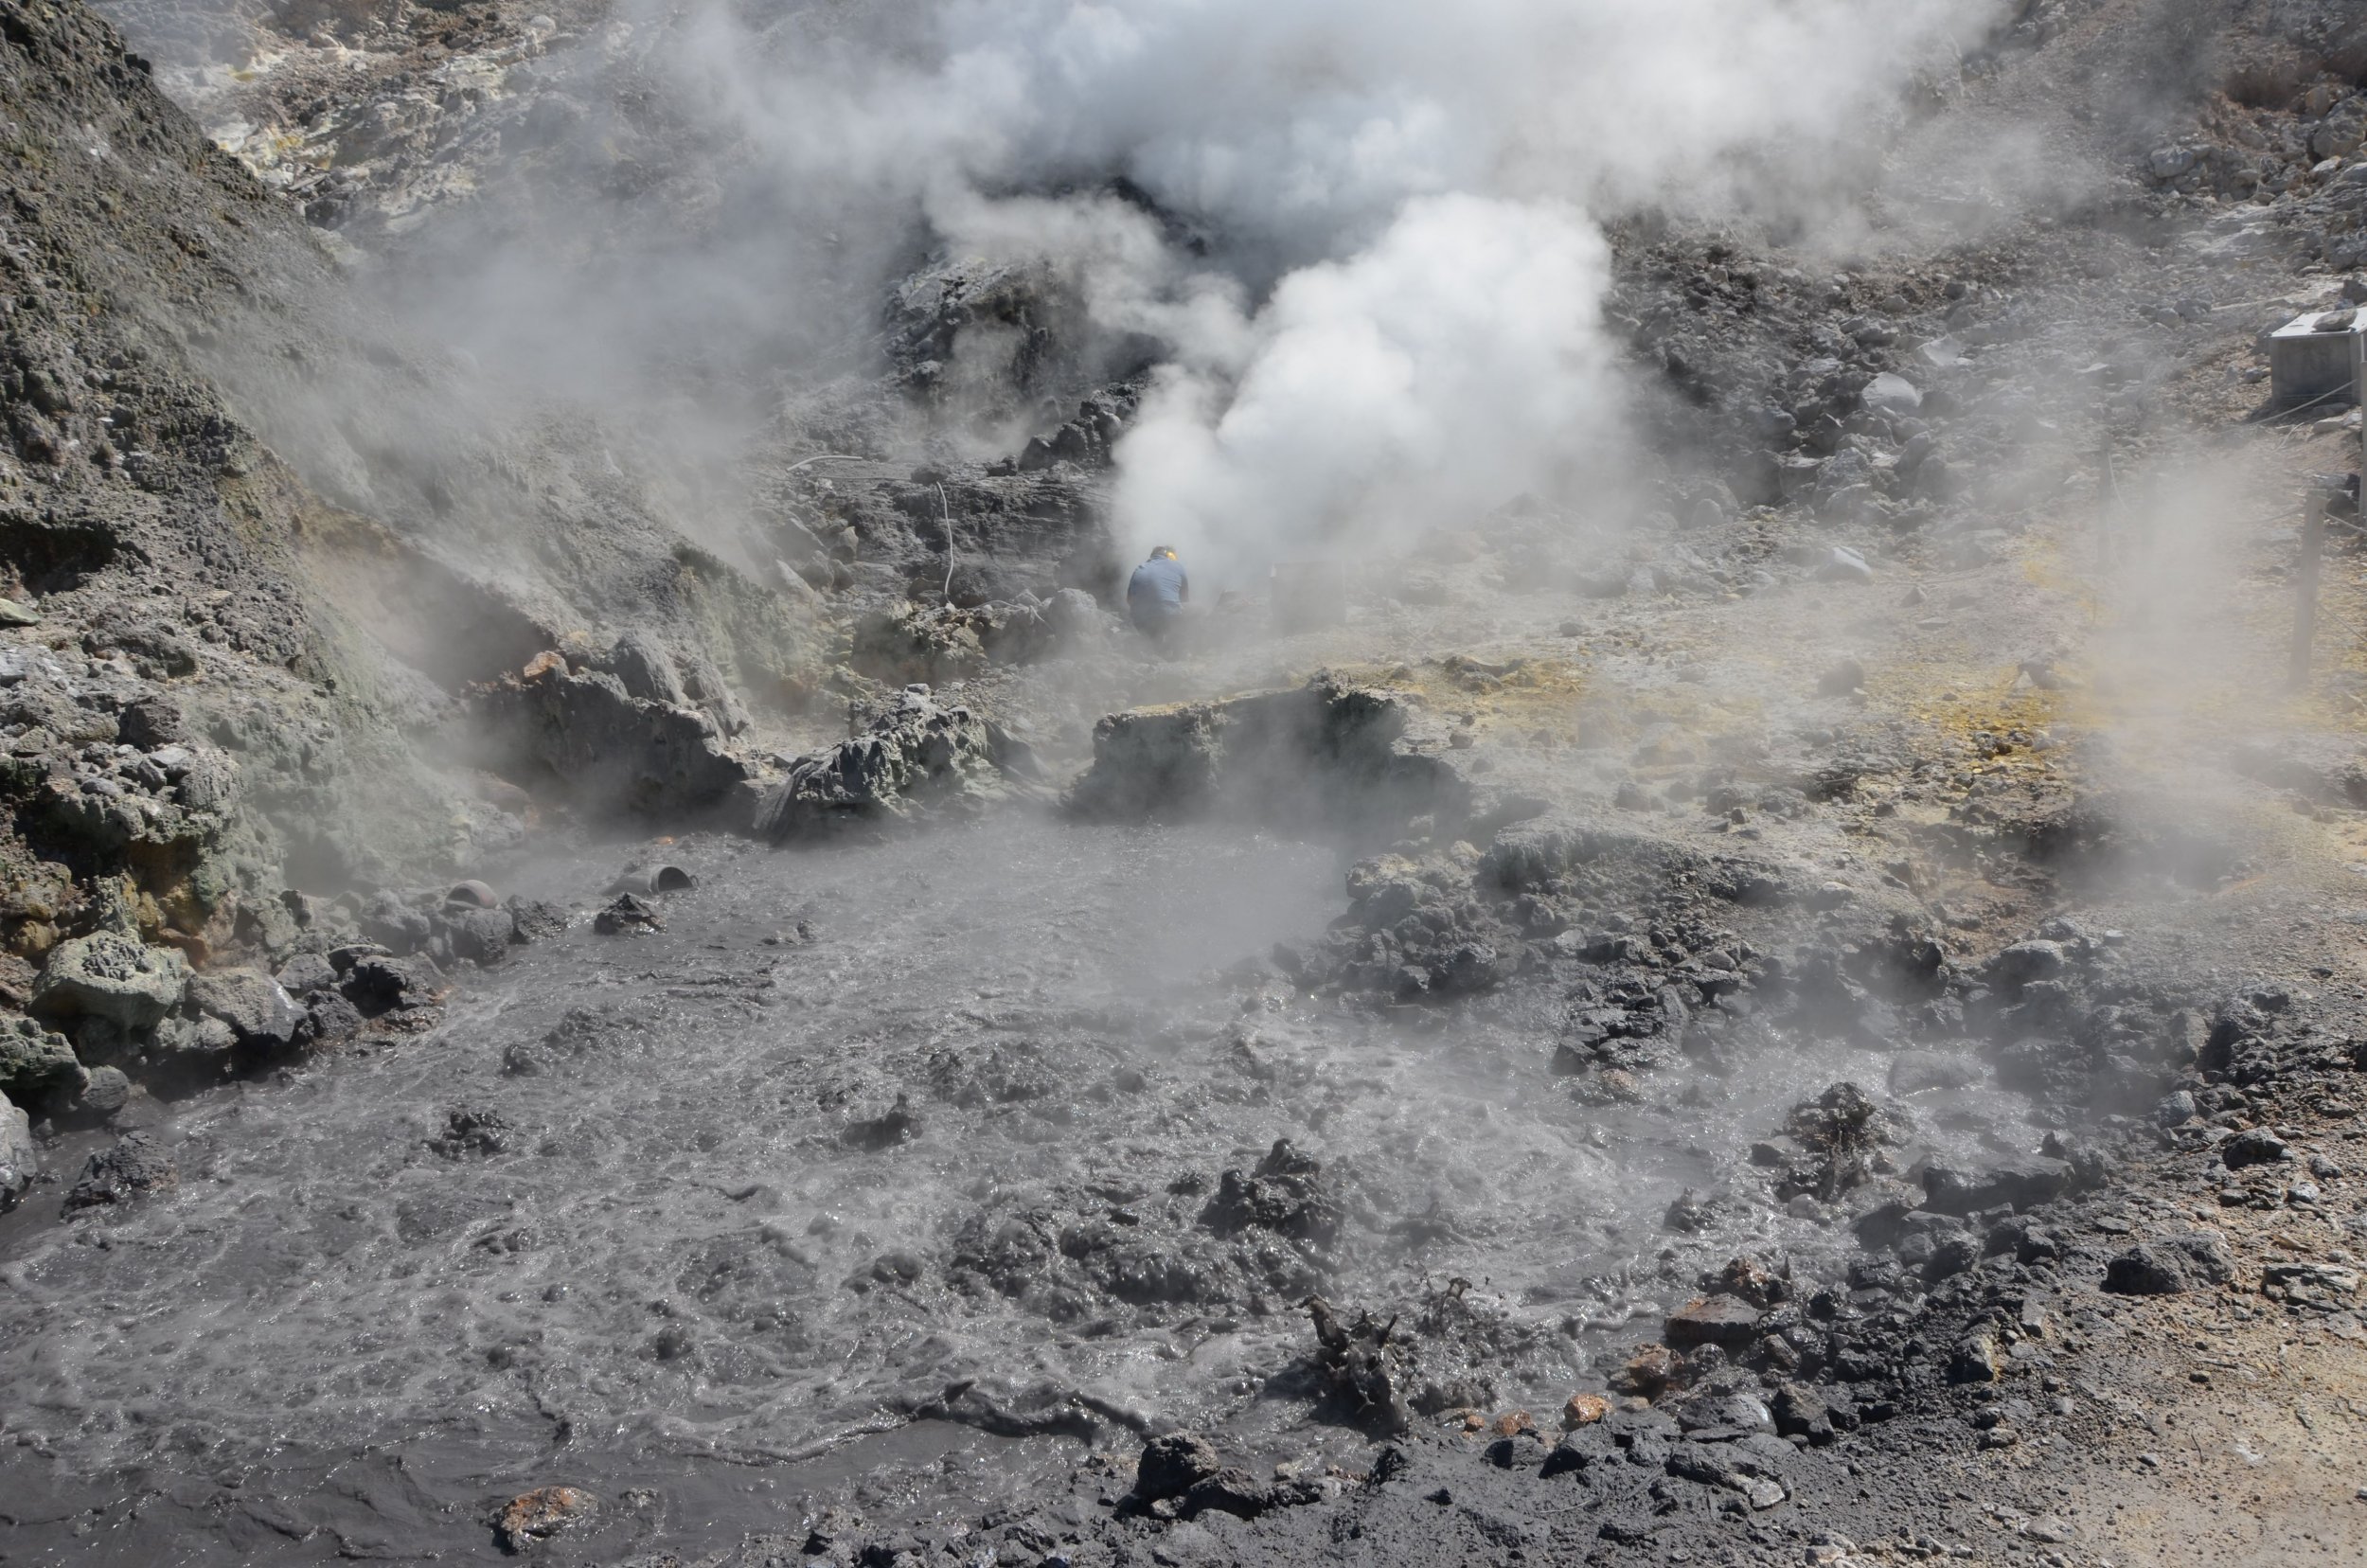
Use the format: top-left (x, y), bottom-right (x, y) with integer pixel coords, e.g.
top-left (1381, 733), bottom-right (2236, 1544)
top-left (7, 0), bottom-right (2367, 1564)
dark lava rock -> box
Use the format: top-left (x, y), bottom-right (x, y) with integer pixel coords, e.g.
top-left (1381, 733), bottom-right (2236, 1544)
top-left (2260, 1262), bottom-right (2362, 1310)
top-left (1201, 1138), bottom-right (1341, 1244)
top-left (272, 953), bottom-right (338, 997)
top-left (840, 1094), bottom-right (918, 1151)
top-left (357, 892), bottom-right (435, 954)
top-left (1671, 1386), bottom-right (1774, 1434)
top-left (428, 1105), bottom-right (513, 1159)
top-left (1306, 1295), bottom-right (1411, 1433)
top-left (439, 906), bottom-right (520, 965)
top-left (46, 1064), bottom-right (131, 1123)
top-left (757, 686), bottom-right (1002, 840)
top-left (594, 894), bottom-right (665, 935)
top-left (508, 899), bottom-right (571, 942)
top-left (2103, 1230), bottom-right (2236, 1295)
top-left (1664, 1189), bottom-right (1717, 1234)
top-left (64, 1132), bottom-right (178, 1208)
top-left (115, 695), bottom-right (187, 748)
top-left (1771, 1381), bottom-right (1832, 1442)
top-left (342, 953), bottom-right (446, 1016)
top-left (1135, 1433), bottom-right (1224, 1502)
top-left (1921, 1157), bottom-right (2073, 1215)
top-left (1540, 1424), bottom-right (1614, 1477)
top-left (1182, 1468), bottom-right (1275, 1520)
top-left (1990, 939), bottom-right (2067, 989)
top-left (31, 930), bottom-right (187, 1027)
top-left (2221, 1128), bottom-right (2292, 1168)
top-left (1664, 1293), bottom-right (1764, 1348)
top-left (304, 990), bottom-right (365, 1044)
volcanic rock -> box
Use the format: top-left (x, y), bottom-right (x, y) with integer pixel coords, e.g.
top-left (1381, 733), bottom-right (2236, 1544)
top-left (185, 969), bottom-right (303, 1047)
top-left (32, 931), bottom-right (188, 1027)
top-left (756, 686), bottom-right (1001, 840)
top-left (0, 1093), bottom-right (38, 1211)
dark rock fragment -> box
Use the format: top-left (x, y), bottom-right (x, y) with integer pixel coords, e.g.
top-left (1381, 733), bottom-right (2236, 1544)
top-left (115, 695), bottom-right (186, 748)
top-left (2103, 1230), bottom-right (2235, 1295)
top-left (273, 953), bottom-right (338, 997)
top-left (64, 1132), bottom-right (177, 1208)
top-left (1135, 1433), bottom-right (1223, 1502)
top-left (1540, 1424), bottom-right (1613, 1477)
top-left (1665, 1294), bottom-right (1764, 1348)
top-left (440, 906), bottom-right (520, 964)
top-left (1182, 1468), bottom-right (1274, 1519)
top-left (1305, 1295), bottom-right (1410, 1433)
top-left (2221, 1128), bottom-right (2291, 1168)
top-left (594, 894), bottom-right (665, 935)
top-left (341, 953), bottom-right (446, 1015)
top-left (508, 900), bottom-right (570, 942)
top-left (429, 1105), bottom-right (512, 1159)
top-left (1770, 1381), bottom-right (1832, 1442)
top-left (1921, 1157), bottom-right (2073, 1215)
top-left (1201, 1138), bottom-right (1341, 1244)
top-left (303, 990), bottom-right (365, 1044)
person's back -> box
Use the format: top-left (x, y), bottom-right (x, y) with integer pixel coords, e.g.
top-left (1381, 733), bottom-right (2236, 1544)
top-left (1126, 548), bottom-right (1188, 635)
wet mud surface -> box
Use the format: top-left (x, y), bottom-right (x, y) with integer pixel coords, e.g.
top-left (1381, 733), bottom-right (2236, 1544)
top-left (0, 813), bottom-right (2047, 1562)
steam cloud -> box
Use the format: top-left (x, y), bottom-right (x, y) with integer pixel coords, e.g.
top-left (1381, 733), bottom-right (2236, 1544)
top-left (378, 0), bottom-right (2009, 579)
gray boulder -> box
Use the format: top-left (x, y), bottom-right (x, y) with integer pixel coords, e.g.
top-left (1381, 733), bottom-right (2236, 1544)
top-left (185, 969), bottom-right (304, 1047)
top-left (273, 953), bottom-right (340, 997)
top-left (1991, 939), bottom-right (2065, 989)
top-left (1921, 1158), bottom-right (2073, 1215)
top-left (1043, 587), bottom-right (1107, 641)
top-left (0, 1016), bottom-right (81, 1098)
top-left (1862, 372), bottom-right (1923, 414)
top-left (342, 954), bottom-right (447, 1017)
top-left (595, 629), bottom-right (689, 708)
top-left (32, 931), bottom-right (189, 1027)
top-left (1, 1091), bottom-right (37, 1211)
top-left (479, 662), bottom-right (746, 817)
top-left (1136, 1433), bottom-right (1224, 1502)
top-left (437, 906), bottom-right (520, 965)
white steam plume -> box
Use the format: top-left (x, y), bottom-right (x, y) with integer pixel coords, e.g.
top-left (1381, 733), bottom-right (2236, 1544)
top-left (363, 0), bottom-right (2011, 581)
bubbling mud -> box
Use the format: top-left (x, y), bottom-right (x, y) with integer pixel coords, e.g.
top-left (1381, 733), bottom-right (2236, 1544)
top-left (0, 814), bottom-right (2031, 1561)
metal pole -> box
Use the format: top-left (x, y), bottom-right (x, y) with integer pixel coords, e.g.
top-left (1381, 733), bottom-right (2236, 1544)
top-left (2292, 490), bottom-right (2326, 691)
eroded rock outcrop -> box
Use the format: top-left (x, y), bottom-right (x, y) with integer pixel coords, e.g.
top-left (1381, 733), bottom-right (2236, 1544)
top-left (1063, 676), bottom-right (1466, 835)
top-left (756, 686), bottom-right (1004, 841)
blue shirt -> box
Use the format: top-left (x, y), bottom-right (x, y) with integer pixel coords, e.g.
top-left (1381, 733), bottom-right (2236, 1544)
top-left (1127, 557), bottom-right (1188, 615)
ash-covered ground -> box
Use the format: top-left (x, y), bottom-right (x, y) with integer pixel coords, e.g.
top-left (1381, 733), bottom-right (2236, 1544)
top-left (6, 1), bottom-right (2367, 1565)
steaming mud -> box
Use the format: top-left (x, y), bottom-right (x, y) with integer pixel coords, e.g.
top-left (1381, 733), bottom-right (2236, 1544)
top-left (0, 813), bottom-right (2036, 1560)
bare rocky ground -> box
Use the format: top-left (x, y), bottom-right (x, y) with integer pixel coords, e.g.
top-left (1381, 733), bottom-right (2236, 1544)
top-left (6, 0), bottom-right (2367, 1564)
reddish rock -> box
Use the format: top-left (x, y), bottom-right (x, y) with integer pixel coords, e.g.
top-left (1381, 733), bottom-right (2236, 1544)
top-left (1561, 1391), bottom-right (1611, 1429)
